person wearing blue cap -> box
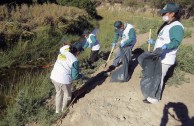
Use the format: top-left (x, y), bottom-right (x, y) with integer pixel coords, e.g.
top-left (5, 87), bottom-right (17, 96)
top-left (50, 41), bottom-right (84, 113)
top-left (144, 2), bottom-right (184, 104)
top-left (110, 20), bottom-right (136, 69)
top-left (82, 30), bottom-right (100, 68)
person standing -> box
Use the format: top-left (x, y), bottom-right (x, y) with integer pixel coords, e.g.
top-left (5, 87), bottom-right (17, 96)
top-left (82, 30), bottom-right (100, 67)
top-left (110, 20), bottom-right (136, 69)
top-left (50, 42), bottom-right (84, 113)
top-left (145, 2), bottom-right (184, 104)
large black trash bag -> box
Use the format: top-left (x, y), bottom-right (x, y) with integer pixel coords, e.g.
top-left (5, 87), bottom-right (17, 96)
top-left (138, 48), bottom-right (163, 100)
top-left (110, 46), bottom-right (132, 82)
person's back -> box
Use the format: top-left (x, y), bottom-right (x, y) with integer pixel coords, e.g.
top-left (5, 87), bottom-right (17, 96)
top-left (50, 45), bottom-right (77, 84)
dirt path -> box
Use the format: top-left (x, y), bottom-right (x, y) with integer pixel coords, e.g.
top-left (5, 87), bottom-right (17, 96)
top-left (56, 33), bottom-right (194, 126)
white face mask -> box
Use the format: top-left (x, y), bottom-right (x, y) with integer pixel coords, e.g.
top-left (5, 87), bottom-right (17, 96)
top-left (162, 15), bottom-right (169, 22)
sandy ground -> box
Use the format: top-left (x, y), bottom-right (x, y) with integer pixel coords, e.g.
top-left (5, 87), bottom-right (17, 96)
top-left (54, 32), bottom-right (194, 126)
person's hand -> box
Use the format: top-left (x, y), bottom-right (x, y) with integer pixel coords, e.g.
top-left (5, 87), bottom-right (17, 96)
top-left (120, 42), bottom-right (125, 47)
top-left (88, 44), bottom-right (92, 48)
top-left (147, 39), bottom-right (155, 45)
top-left (162, 44), bottom-right (167, 50)
top-left (112, 43), bottom-right (116, 48)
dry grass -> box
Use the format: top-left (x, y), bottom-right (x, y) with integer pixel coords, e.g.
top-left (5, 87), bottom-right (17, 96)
top-left (0, 4), bottom-right (89, 41)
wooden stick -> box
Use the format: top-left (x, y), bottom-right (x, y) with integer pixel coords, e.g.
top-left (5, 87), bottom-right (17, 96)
top-left (104, 46), bottom-right (115, 68)
top-left (148, 29), bottom-right (152, 52)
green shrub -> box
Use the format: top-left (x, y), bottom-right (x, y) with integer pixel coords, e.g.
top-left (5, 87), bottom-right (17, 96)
top-left (166, 67), bottom-right (190, 86)
top-left (184, 29), bottom-right (192, 38)
top-left (0, 72), bottom-right (57, 126)
top-left (177, 45), bottom-right (194, 74)
top-left (123, 0), bottom-right (138, 7)
top-left (56, 0), bottom-right (98, 18)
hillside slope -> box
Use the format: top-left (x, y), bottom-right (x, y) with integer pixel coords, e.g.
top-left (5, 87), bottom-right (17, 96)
top-left (57, 33), bottom-right (194, 126)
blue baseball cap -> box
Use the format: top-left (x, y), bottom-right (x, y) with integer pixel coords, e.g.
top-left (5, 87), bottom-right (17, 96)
top-left (114, 21), bottom-right (123, 29)
top-left (82, 30), bottom-right (90, 35)
top-left (160, 3), bottom-right (179, 15)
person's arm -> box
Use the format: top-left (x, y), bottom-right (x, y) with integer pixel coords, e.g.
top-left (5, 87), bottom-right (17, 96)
top-left (83, 41), bottom-right (89, 49)
top-left (122, 28), bottom-right (136, 45)
top-left (71, 61), bottom-right (82, 80)
top-left (89, 34), bottom-right (96, 46)
top-left (113, 29), bottom-right (120, 44)
top-left (166, 25), bottom-right (184, 50)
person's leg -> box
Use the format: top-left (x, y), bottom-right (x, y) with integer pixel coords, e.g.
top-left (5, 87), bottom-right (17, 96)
top-left (113, 49), bottom-right (121, 67)
top-left (146, 63), bottom-right (171, 103)
top-left (51, 79), bottom-right (63, 113)
top-left (89, 50), bottom-right (99, 65)
top-left (160, 64), bottom-right (171, 90)
top-left (61, 84), bottom-right (72, 112)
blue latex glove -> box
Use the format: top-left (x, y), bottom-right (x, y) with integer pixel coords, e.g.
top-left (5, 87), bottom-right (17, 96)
top-left (88, 44), bottom-right (92, 48)
top-left (112, 43), bottom-right (116, 47)
top-left (162, 44), bottom-right (167, 50)
top-left (148, 39), bottom-right (155, 45)
top-left (120, 42), bottom-right (125, 47)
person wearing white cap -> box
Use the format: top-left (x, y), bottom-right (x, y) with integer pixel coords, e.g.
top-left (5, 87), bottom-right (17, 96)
top-left (144, 2), bottom-right (184, 104)
top-left (50, 42), bottom-right (84, 113)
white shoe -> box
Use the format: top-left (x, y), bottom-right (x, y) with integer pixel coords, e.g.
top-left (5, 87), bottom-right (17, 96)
top-left (147, 97), bottom-right (159, 104)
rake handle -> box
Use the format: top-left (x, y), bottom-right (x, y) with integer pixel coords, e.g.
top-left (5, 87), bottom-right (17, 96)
top-left (104, 46), bottom-right (114, 68)
top-left (148, 29), bottom-right (152, 52)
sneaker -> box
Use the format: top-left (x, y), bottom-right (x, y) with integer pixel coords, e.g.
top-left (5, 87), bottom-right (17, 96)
top-left (147, 97), bottom-right (159, 104)
top-left (142, 99), bottom-right (151, 104)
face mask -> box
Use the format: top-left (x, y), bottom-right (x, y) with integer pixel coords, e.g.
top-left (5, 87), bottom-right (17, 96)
top-left (162, 15), bottom-right (169, 22)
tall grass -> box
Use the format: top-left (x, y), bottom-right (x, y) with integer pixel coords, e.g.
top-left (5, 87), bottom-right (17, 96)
top-left (0, 70), bottom-right (58, 126)
top-left (0, 3), bottom-right (96, 68)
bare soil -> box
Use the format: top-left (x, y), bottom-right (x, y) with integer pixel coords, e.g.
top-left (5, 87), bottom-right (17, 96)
top-left (54, 32), bottom-right (194, 126)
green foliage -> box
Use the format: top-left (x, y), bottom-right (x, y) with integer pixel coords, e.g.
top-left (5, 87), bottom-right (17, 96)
top-left (56, 0), bottom-right (97, 18)
top-left (0, 4), bottom-right (96, 68)
top-left (128, 17), bottom-right (162, 38)
top-left (166, 67), bottom-right (190, 86)
top-left (0, 72), bottom-right (57, 126)
top-left (184, 29), bottom-right (192, 38)
top-left (123, 0), bottom-right (138, 7)
top-left (0, 27), bottom-right (63, 68)
top-left (148, 0), bottom-right (194, 8)
top-left (176, 45), bottom-right (194, 74)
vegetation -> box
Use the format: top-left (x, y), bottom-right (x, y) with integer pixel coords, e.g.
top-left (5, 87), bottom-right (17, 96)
top-left (0, 2), bottom-right (194, 126)
top-left (0, 71), bottom-right (58, 126)
top-left (0, 4), bottom-right (96, 68)
top-left (177, 45), bottom-right (194, 74)
top-left (56, 0), bottom-right (98, 18)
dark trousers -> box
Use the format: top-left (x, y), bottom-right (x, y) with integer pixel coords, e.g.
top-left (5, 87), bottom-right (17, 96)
top-left (88, 50), bottom-right (99, 65)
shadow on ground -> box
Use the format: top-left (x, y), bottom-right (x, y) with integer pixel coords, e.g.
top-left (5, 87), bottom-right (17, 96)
top-left (160, 102), bottom-right (194, 126)
top-left (72, 70), bottom-right (109, 103)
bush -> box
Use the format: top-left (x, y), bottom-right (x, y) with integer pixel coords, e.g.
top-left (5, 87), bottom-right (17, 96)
top-left (123, 0), bottom-right (138, 7)
top-left (184, 29), bottom-right (192, 38)
top-left (0, 72), bottom-right (57, 126)
top-left (56, 0), bottom-right (98, 18)
top-left (177, 45), bottom-right (194, 74)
